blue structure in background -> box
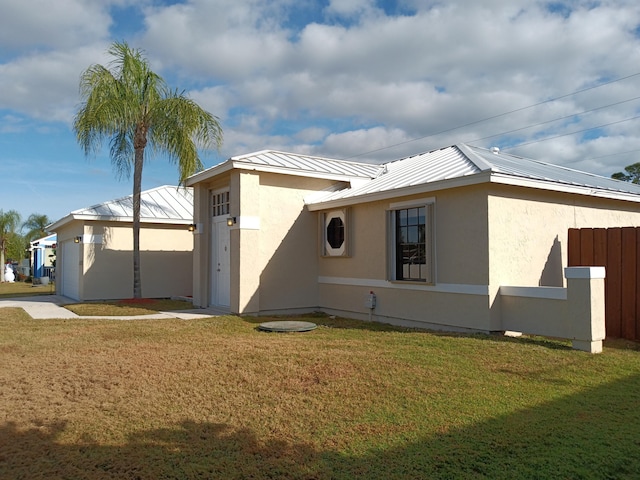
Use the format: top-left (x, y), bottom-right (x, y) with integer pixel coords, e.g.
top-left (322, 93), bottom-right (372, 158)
top-left (30, 233), bottom-right (57, 279)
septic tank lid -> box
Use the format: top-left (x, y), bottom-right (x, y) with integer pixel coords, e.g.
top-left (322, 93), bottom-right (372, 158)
top-left (258, 320), bottom-right (317, 332)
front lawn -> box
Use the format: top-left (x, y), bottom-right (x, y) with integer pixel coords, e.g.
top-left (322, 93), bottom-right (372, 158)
top-left (0, 280), bottom-right (54, 298)
top-left (1, 309), bottom-right (639, 479)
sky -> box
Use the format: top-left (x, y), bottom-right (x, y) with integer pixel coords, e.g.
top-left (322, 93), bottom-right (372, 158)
top-left (2, 0), bottom-right (640, 225)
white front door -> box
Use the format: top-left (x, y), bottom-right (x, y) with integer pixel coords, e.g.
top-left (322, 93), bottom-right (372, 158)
top-left (210, 216), bottom-right (230, 308)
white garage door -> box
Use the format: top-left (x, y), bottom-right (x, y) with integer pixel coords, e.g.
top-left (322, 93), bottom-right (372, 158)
top-left (61, 240), bottom-right (80, 300)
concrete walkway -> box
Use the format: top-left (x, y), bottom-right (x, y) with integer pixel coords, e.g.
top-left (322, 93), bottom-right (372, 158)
top-left (0, 294), bottom-right (227, 320)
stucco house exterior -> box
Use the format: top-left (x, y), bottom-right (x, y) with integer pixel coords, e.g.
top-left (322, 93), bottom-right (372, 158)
top-left (186, 144), bottom-right (640, 346)
top-left (48, 185), bottom-right (194, 301)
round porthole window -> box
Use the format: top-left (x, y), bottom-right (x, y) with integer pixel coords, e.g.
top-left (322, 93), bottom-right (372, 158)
top-left (324, 210), bottom-right (347, 256)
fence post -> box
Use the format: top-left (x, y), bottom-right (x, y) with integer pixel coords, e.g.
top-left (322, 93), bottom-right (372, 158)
top-left (564, 266), bottom-right (606, 353)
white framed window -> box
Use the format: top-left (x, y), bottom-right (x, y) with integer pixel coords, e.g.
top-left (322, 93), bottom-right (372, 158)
top-left (388, 199), bottom-right (435, 283)
top-left (211, 190), bottom-right (230, 217)
top-left (322, 209), bottom-right (349, 257)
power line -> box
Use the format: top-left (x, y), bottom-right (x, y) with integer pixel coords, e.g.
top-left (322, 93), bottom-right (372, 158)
top-left (465, 95), bottom-right (640, 146)
top-left (501, 114), bottom-right (640, 150)
top-left (341, 71), bottom-right (640, 160)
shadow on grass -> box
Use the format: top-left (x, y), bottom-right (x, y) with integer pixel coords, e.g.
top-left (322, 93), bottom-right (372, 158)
top-left (2, 374), bottom-right (639, 479)
top-left (245, 313), bottom-right (574, 351)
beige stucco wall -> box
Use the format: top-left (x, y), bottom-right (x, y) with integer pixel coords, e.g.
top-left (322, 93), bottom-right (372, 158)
top-left (487, 185), bottom-right (640, 329)
top-left (317, 184), bottom-right (492, 330)
top-left (318, 183), bottom-right (640, 332)
top-left (191, 165), bottom-right (640, 335)
top-left (191, 169), bottom-right (340, 313)
top-left (55, 220), bottom-right (193, 301)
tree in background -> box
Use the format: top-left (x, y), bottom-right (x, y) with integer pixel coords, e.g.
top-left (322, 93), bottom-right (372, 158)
top-left (0, 210), bottom-right (21, 282)
top-left (74, 41), bottom-right (223, 298)
top-left (611, 162), bottom-right (640, 184)
top-left (22, 213), bottom-right (50, 243)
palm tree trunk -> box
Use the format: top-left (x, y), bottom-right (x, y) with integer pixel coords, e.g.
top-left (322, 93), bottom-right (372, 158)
top-left (132, 147), bottom-right (143, 298)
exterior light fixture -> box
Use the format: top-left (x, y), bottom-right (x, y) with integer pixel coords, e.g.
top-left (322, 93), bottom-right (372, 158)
top-left (74, 236), bottom-right (82, 243)
top-left (227, 217), bottom-right (236, 227)
top-left (188, 224), bottom-right (197, 232)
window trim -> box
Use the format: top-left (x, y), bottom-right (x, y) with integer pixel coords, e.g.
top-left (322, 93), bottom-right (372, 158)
top-left (322, 209), bottom-right (350, 257)
top-left (211, 189), bottom-right (230, 218)
top-left (388, 198), bottom-right (435, 284)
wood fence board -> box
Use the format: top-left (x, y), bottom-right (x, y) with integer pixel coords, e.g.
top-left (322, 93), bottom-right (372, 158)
top-left (568, 229), bottom-right (581, 266)
top-left (621, 228), bottom-right (637, 341)
top-left (606, 228), bottom-right (622, 338)
top-left (567, 227), bottom-right (640, 341)
top-left (637, 233), bottom-right (640, 342)
top-left (593, 228), bottom-right (608, 267)
top-left (580, 229), bottom-right (595, 265)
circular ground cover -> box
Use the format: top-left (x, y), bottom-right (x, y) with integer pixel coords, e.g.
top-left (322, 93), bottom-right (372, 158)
top-left (257, 320), bottom-right (317, 332)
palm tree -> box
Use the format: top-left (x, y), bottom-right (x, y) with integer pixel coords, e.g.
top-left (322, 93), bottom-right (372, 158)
top-left (0, 210), bottom-right (21, 282)
top-left (22, 213), bottom-right (50, 243)
top-left (74, 41), bottom-right (223, 298)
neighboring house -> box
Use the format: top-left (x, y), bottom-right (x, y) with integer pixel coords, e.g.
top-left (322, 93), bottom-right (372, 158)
top-left (48, 185), bottom-right (194, 301)
top-left (186, 144), bottom-right (640, 338)
top-left (29, 233), bottom-right (57, 280)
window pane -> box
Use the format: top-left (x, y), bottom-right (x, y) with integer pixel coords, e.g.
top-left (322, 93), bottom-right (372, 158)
top-left (326, 217), bottom-right (345, 249)
top-left (418, 207), bottom-right (425, 225)
top-left (398, 209), bottom-right (407, 226)
top-left (394, 205), bottom-right (431, 282)
top-left (408, 225), bottom-right (418, 243)
top-left (398, 226), bottom-right (407, 244)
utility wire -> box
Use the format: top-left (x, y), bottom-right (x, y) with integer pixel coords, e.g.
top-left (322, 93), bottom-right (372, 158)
top-left (501, 114), bottom-right (640, 150)
top-left (341, 71), bottom-right (640, 160)
top-left (465, 96), bottom-right (640, 145)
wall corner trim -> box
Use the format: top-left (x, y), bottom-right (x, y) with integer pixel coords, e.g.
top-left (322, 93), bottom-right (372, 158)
top-left (564, 266), bottom-right (606, 279)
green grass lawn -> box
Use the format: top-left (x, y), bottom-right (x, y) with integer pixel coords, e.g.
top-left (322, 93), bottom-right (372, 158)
top-left (1, 308), bottom-right (639, 479)
top-left (0, 279), bottom-right (55, 298)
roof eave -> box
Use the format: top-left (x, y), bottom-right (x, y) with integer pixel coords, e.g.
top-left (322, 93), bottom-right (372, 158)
top-left (307, 172), bottom-right (491, 211)
top-left (307, 169), bottom-right (640, 211)
top-left (48, 214), bottom-right (192, 231)
top-left (187, 158), bottom-right (377, 186)
top-left (490, 173), bottom-right (640, 203)
top-left (185, 160), bottom-right (234, 186)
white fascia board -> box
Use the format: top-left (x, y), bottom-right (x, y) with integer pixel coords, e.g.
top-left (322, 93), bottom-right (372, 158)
top-left (230, 160), bottom-right (372, 183)
top-left (306, 171), bottom-right (491, 211)
top-left (489, 174), bottom-right (640, 203)
top-left (48, 214), bottom-right (192, 230)
top-left (185, 160), bottom-right (234, 186)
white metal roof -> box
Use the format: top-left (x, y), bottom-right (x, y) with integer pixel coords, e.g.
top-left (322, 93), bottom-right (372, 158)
top-left (186, 150), bottom-right (382, 186)
top-left (306, 144), bottom-right (640, 209)
top-left (48, 185), bottom-right (193, 231)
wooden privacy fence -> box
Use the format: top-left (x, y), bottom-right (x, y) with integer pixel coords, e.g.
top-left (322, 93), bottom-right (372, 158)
top-left (568, 227), bottom-right (640, 341)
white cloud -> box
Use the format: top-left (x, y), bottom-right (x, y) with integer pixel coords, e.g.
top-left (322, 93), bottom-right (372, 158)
top-left (0, 45), bottom-right (111, 123)
top-left (0, 0), bottom-right (113, 53)
top-left (3, 0), bottom-right (640, 189)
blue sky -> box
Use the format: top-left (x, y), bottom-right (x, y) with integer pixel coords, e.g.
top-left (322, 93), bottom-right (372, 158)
top-left (2, 0), bottom-right (640, 224)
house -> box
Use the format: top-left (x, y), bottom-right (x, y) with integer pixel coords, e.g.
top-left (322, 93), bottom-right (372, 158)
top-left (48, 185), bottom-right (194, 301)
top-left (186, 144), bottom-right (640, 348)
top-left (28, 233), bottom-right (57, 281)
